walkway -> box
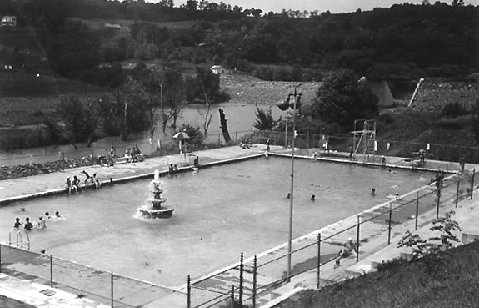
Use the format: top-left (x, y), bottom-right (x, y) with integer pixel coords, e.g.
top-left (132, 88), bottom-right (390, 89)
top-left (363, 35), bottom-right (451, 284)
top-left (0, 145), bottom-right (477, 308)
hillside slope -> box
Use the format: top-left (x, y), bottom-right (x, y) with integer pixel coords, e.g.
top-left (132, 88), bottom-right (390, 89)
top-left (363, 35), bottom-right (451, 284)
top-left (277, 240), bottom-right (479, 308)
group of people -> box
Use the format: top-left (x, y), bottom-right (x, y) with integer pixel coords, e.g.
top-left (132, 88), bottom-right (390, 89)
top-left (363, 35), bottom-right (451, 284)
top-left (240, 138), bottom-right (253, 149)
top-left (168, 164), bottom-right (179, 173)
top-left (123, 146), bottom-right (143, 163)
top-left (12, 211), bottom-right (62, 235)
top-left (66, 170), bottom-right (101, 193)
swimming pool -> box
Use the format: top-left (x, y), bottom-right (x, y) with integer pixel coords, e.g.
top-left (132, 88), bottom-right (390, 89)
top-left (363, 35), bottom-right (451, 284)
top-left (0, 157), bottom-right (433, 286)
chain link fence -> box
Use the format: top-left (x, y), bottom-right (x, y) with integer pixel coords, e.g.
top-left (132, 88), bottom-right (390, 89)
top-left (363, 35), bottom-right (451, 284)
top-left (0, 243), bottom-right (180, 307)
top-left (185, 170), bottom-right (476, 308)
top-left (0, 129), bottom-right (476, 307)
top-left (248, 130), bottom-right (469, 170)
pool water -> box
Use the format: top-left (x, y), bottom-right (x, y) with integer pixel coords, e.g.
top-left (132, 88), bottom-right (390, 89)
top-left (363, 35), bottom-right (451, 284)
top-left (0, 157), bottom-right (432, 286)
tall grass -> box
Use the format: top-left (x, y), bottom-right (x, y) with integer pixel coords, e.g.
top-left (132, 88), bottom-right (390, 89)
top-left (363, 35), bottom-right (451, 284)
top-left (277, 241), bottom-right (479, 308)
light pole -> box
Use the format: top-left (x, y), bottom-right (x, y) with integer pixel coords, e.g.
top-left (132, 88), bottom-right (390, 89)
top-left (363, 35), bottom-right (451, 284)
top-left (278, 84), bottom-right (302, 281)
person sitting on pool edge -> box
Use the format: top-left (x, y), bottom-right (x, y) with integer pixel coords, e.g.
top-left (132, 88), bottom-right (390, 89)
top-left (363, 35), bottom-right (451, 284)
top-left (92, 173), bottom-right (101, 189)
top-left (82, 170), bottom-right (93, 186)
top-left (66, 177), bottom-right (72, 194)
top-left (72, 175), bottom-right (80, 192)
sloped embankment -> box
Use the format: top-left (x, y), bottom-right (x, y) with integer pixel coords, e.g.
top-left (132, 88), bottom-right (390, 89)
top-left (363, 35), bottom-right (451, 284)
top-left (276, 240), bottom-right (479, 308)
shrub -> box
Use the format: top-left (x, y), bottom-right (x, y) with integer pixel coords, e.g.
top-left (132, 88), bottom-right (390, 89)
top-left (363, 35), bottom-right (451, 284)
top-left (436, 116), bottom-right (471, 129)
top-left (441, 102), bottom-right (468, 118)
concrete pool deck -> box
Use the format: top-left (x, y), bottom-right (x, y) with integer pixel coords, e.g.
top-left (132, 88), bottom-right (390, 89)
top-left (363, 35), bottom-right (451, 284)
top-left (0, 144), bottom-right (478, 307)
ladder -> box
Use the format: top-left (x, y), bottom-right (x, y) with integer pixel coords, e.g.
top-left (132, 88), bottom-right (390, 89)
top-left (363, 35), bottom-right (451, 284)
top-left (352, 120), bottom-right (377, 159)
top-left (8, 229), bottom-right (30, 250)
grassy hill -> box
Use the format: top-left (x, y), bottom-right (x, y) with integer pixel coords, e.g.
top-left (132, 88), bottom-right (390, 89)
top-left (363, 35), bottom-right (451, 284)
top-left (0, 72), bottom-right (102, 97)
top-left (276, 240), bottom-right (479, 308)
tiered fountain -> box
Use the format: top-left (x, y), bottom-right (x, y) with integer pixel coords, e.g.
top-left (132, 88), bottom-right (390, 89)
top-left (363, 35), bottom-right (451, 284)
top-left (138, 169), bottom-right (174, 219)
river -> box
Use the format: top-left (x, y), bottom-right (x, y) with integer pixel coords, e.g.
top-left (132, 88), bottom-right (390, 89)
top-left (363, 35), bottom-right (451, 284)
top-left (0, 103), bottom-right (284, 166)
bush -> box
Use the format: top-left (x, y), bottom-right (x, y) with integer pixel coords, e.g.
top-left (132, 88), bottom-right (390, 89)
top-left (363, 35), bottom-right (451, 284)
top-left (378, 113), bottom-right (394, 124)
top-left (441, 102), bottom-right (468, 118)
top-left (436, 116), bottom-right (471, 129)
top-left (177, 124), bottom-right (203, 148)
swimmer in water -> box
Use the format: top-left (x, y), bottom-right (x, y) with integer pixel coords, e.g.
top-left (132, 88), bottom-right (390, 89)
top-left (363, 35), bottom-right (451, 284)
top-left (13, 218), bottom-right (22, 230)
top-left (37, 217), bottom-right (47, 230)
top-left (24, 217), bottom-right (33, 231)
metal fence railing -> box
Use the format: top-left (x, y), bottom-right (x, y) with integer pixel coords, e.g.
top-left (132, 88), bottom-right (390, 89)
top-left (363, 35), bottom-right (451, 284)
top-left (0, 128), bottom-right (472, 176)
top-left (248, 130), bottom-right (470, 172)
top-left (0, 244), bottom-right (179, 307)
top-left (0, 132), bottom-right (477, 307)
top-left (184, 169), bottom-right (476, 308)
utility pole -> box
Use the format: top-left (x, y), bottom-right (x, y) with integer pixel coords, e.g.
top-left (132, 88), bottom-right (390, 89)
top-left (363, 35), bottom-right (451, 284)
top-left (278, 84), bottom-right (302, 282)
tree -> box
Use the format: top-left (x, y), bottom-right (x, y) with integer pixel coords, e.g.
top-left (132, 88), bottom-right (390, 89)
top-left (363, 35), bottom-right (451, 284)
top-left (219, 108), bottom-right (232, 143)
top-left (254, 107), bottom-right (281, 131)
top-left (313, 69), bottom-right (378, 130)
top-left (57, 95), bottom-right (100, 147)
top-left (185, 67), bottom-right (230, 104)
top-left (429, 211), bottom-right (462, 249)
top-left (472, 99), bottom-right (479, 142)
top-left (186, 0), bottom-right (198, 10)
top-left (111, 78), bottom-right (150, 141)
top-left (186, 67), bottom-right (230, 135)
top-left (97, 96), bottom-right (123, 136)
top-left (398, 211), bottom-right (461, 260)
top-left (177, 124), bottom-right (203, 148)
top-left (163, 69), bottom-right (188, 130)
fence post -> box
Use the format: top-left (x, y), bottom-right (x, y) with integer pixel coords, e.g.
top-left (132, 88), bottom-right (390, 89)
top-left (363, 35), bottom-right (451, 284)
top-left (415, 191), bottom-right (419, 231)
top-left (239, 253), bottom-right (243, 306)
top-left (285, 125), bottom-right (288, 148)
top-left (456, 178), bottom-right (460, 208)
top-left (252, 255), bottom-right (257, 308)
top-left (388, 204), bottom-right (393, 245)
top-left (436, 181), bottom-right (442, 219)
top-left (50, 255), bottom-right (53, 288)
top-left (316, 233), bottom-right (321, 289)
top-left (111, 272), bottom-right (114, 308)
top-left (91, 149), bottom-right (94, 166)
top-left (356, 215), bottom-right (360, 263)
top-left (187, 275), bottom-right (191, 308)
top-left (470, 169), bottom-right (475, 200)
top-left (231, 285), bottom-right (235, 308)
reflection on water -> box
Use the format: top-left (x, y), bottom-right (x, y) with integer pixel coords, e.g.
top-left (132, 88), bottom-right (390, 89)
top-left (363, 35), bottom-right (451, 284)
top-left (0, 103), bottom-right (280, 165)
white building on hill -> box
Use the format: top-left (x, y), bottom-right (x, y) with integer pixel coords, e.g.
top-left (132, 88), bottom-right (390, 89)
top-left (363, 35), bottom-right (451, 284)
top-left (211, 65), bottom-right (232, 75)
top-left (1, 16), bottom-right (17, 27)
